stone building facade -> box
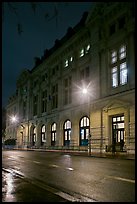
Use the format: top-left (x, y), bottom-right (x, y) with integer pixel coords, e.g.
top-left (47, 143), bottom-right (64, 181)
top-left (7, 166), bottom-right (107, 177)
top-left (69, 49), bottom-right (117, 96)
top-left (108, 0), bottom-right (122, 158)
top-left (6, 2), bottom-right (135, 155)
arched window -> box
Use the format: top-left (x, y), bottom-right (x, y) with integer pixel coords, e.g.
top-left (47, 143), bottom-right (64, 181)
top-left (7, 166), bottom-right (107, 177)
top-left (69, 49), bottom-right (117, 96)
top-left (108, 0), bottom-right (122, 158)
top-left (64, 120), bottom-right (71, 146)
top-left (41, 125), bottom-right (46, 146)
top-left (79, 116), bottom-right (90, 146)
top-left (33, 127), bottom-right (37, 146)
top-left (51, 123), bottom-right (56, 146)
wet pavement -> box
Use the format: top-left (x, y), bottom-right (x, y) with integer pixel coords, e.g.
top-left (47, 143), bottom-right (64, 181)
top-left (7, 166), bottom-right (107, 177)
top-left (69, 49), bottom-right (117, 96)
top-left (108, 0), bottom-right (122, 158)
top-left (2, 170), bottom-right (68, 202)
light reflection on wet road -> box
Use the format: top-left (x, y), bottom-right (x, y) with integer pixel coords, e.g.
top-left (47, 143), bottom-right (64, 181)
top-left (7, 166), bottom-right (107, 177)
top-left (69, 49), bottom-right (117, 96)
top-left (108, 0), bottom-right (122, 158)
top-left (2, 171), bottom-right (16, 202)
top-left (2, 150), bottom-right (135, 202)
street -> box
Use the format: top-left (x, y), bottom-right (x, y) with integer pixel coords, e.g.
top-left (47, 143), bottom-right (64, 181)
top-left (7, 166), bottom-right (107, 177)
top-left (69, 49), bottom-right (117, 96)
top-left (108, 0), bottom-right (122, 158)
top-left (2, 150), bottom-right (135, 202)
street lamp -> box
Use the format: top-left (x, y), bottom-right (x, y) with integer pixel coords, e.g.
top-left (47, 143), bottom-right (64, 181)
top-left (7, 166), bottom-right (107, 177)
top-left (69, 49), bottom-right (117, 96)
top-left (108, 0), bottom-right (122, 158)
top-left (10, 115), bottom-right (26, 148)
top-left (11, 115), bottom-right (18, 123)
top-left (82, 87), bottom-right (91, 156)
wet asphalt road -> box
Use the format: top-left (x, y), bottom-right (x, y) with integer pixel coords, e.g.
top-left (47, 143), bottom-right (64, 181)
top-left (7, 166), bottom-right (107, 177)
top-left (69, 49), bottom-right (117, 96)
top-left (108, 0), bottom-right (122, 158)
top-left (2, 170), bottom-right (68, 202)
top-left (2, 150), bottom-right (135, 202)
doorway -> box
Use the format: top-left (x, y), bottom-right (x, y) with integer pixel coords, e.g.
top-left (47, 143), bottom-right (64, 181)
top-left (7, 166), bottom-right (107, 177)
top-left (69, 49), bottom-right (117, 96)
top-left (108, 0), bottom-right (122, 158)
top-left (112, 115), bottom-right (125, 151)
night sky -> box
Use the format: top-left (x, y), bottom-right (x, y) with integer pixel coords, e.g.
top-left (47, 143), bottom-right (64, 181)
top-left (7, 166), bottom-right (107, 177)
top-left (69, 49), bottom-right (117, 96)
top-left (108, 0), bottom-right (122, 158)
top-left (2, 2), bottom-right (93, 108)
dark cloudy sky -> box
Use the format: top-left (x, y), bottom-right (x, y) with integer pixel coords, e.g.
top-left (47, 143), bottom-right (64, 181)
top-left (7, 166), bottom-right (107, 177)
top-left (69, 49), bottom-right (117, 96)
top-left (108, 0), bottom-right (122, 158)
top-left (2, 2), bottom-right (94, 108)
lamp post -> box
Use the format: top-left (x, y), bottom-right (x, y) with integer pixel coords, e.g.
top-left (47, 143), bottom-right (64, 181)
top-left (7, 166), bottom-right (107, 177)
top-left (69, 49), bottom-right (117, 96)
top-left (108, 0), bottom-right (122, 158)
top-left (82, 87), bottom-right (91, 156)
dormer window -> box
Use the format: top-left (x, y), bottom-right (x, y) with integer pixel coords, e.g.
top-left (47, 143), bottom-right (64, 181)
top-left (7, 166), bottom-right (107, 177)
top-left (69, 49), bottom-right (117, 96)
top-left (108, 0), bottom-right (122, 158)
top-left (64, 59), bottom-right (69, 67)
top-left (64, 56), bottom-right (73, 68)
top-left (79, 44), bottom-right (90, 57)
top-left (85, 44), bottom-right (90, 54)
top-left (80, 48), bottom-right (84, 57)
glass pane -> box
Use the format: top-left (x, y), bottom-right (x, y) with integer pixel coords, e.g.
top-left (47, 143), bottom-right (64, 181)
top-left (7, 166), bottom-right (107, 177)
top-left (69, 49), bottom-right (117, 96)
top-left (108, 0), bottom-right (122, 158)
top-left (117, 117), bottom-right (120, 121)
top-left (42, 125), bottom-right (45, 132)
top-left (83, 117), bottom-right (87, 126)
top-left (119, 45), bottom-right (126, 60)
top-left (68, 130), bottom-right (71, 140)
top-left (112, 72), bottom-right (118, 87)
top-left (65, 59), bottom-right (68, 67)
top-left (80, 49), bottom-right (84, 57)
top-left (67, 120), bottom-right (71, 128)
top-left (118, 131), bottom-right (120, 142)
top-left (117, 123), bottom-right (124, 128)
top-left (113, 117), bottom-right (116, 122)
top-left (120, 63), bottom-right (127, 85)
top-left (55, 132), bottom-right (56, 141)
top-left (121, 116), bottom-right (124, 121)
top-left (86, 129), bottom-right (89, 139)
top-left (81, 129), bottom-right (84, 139)
top-left (33, 127), bottom-right (36, 134)
top-left (86, 44), bottom-right (90, 53)
top-left (121, 131), bottom-right (124, 140)
top-left (65, 131), bottom-right (67, 140)
top-left (52, 134), bottom-right (54, 141)
top-left (80, 118), bottom-right (83, 127)
top-left (111, 51), bottom-right (117, 63)
top-left (87, 118), bottom-right (89, 126)
top-left (70, 56), bottom-right (73, 62)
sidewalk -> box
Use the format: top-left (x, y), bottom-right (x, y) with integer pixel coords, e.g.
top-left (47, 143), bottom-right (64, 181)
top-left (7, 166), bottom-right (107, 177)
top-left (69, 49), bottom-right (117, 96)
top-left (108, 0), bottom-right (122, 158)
top-left (12, 147), bottom-right (135, 160)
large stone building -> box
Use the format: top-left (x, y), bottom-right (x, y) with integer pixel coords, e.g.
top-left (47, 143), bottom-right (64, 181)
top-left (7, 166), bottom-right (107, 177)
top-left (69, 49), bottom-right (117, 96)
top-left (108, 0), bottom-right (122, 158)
top-left (6, 2), bottom-right (135, 155)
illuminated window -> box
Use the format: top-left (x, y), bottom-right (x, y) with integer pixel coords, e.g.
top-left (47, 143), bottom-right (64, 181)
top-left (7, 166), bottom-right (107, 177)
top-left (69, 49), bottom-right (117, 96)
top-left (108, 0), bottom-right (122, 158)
top-left (33, 127), bottom-right (37, 146)
top-left (111, 51), bottom-right (117, 64)
top-left (80, 48), bottom-right (84, 57)
top-left (79, 116), bottom-right (90, 146)
top-left (110, 44), bottom-right (127, 88)
top-left (70, 56), bottom-right (73, 62)
top-left (112, 67), bottom-right (118, 87)
top-left (64, 120), bottom-right (71, 146)
top-left (119, 45), bottom-right (126, 60)
top-left (51, 123), bottom-right (56, 146)
top-left (41, 125), bottom-right (46, 146)
top-left (64, 59), bottom-right (69, 67)
top-left (120, 62), bottom-right (127, 85)
top-left (85, 44), bottom-right (90, 54)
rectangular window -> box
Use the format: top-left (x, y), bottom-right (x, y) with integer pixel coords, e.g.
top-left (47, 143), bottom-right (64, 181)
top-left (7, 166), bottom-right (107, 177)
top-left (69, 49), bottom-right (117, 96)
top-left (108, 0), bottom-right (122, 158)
top-left (111, 51), bottom-right (117, 64)
top-left (23, 101), bottom-right (26, 118)
top-left (112, 67), bottom-right (118, 87)
top-left (64, 77), bottom-right (72, 105)
top-left (33, 95), bottom-right (38, 116)
top-left (110, 44), bottom-right (127, 88)
top-left (52, 84), bottom-right (58, 109)
top-left (119, 45), bottom-right (126, 60)
top-left (42, 90), bottom-right (47, 113)
top-left (85, 44), bottom-right (90, 54)
top-left (120, 62), bottom-right (127, 85)
top-left (80, 48), bottom-right (84, 57)
top-left (64, 59), bottom-right (69, 67)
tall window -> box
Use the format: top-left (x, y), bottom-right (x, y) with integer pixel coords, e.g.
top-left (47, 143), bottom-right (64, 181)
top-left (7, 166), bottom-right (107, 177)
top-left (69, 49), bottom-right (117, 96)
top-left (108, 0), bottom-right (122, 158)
top-left (41, 125), bottom-right (46, 146)
top-left (23, 100), bottom-right (26, 119)
top-left (80, 66), bottom-right (90, 81)
top-left (42, 90), bottom-right (47, 113)
top-left (51, 123), bottom-right (56, 146)
top-left (32, 127), bottom-right (36, 146)
top-left (111, 45), bottom-right (127, 88)
top-left (64, 120), bottom-right (71, 146)
top-left (79, 116), bottom-right (90, 146)
top-left (64, 76), bottom-right (72, 105)
top-left (52, 84), bottom-right (58, 109)
top-left (33, 95), bottom-right (38, 116)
